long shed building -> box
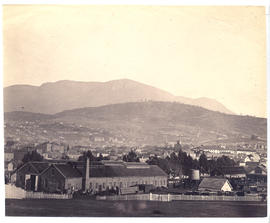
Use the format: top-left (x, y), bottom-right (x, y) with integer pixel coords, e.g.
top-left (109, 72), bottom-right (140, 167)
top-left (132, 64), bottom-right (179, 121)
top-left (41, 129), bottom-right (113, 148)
top-left (35, 158), bottom-right (168, 194)
top-left (83, 159), bottom-right (168, 192)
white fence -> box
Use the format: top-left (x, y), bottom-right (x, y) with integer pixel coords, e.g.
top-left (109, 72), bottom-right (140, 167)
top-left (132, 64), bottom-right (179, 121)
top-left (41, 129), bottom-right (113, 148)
top-left (169, 194), bottom-right (262, 202)
top-left (5, 184), bottom-right (72, 199)
top-left (25, 192), bottom-right (72, 199)
top-left (5, 184), bottom-right (26, 199)
top-left (97, 193), bottom-right (263, 202)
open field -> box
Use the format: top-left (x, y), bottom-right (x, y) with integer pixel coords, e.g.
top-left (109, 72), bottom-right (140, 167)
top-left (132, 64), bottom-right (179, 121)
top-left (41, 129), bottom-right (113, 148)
top-left (5, 199), bottom-right (267, 217)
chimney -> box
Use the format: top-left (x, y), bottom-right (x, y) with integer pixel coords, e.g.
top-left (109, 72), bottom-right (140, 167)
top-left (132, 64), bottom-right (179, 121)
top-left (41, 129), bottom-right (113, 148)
top-left (85, 157), bottom-right (90, 190)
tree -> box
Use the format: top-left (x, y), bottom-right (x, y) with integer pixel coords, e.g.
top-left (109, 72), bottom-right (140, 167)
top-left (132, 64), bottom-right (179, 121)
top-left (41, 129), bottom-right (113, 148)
top-left (174, 140), bottom-right (182, 151)
top-left (199, 153), bottom-right (208, 174)
top-left (22, 150), bottom-right (43, 163)
top-left (123, 150), bottom-right (140, 162)
top-left (146, 155), bottom-right (159, 165)
top-left (61, 154), bottom-right (70, 160)
top-left (78, 150), bottom-right (96, 161)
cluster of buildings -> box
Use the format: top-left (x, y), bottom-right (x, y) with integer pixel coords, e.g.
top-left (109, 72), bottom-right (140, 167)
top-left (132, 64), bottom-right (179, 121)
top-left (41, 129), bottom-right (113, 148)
top-left (4, 139), bottom-right (267, 197)
top-left (11, 158), bottom-right (168, 195)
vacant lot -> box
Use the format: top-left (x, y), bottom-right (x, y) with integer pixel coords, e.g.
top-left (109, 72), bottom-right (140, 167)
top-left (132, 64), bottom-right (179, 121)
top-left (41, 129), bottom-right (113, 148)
top-left (5, 199), bottom-right (267, 217)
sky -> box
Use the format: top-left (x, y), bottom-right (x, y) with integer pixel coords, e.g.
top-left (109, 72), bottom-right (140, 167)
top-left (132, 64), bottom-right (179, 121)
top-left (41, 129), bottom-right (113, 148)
top-left (2, 5), bottom-right (267, 117)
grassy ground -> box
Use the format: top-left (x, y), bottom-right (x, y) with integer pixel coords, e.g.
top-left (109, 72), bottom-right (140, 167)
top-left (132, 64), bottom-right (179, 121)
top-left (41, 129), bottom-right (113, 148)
top-left (5, 199), bottom-right (267, 217)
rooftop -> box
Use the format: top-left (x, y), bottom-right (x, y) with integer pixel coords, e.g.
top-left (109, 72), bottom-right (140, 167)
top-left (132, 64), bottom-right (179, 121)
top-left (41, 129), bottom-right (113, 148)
top-left (199, 177), bottom-right (231, 191)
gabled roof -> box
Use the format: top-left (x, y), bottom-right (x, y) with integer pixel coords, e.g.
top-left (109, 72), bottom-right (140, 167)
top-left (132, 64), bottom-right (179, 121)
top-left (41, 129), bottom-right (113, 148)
top-left (86, 164), bottom-right (167, 178)
top-left (30, 162), bottom-right (50, 173)
top-left (199, 177), bottom-right (231, 191)
top-left (53, 164), bottom-right (82, 178)
top-left (245, 165), bottom-right (267, 175)
top-left (16, 161), bottom-right (50, 174)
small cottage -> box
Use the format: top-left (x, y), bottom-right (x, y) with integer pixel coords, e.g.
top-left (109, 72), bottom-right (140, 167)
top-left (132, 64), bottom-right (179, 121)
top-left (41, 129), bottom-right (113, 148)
top-left (198, 177), bottom-right (233, 192)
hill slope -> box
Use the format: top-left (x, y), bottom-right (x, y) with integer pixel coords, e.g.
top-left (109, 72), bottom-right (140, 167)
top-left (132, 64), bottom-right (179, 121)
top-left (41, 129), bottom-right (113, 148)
top-left (56, 101), bottom-right (265, 136)
top-left (4, 79), bottom-right (234, 115)
top-left (4, 101), bottom-right (266, 146)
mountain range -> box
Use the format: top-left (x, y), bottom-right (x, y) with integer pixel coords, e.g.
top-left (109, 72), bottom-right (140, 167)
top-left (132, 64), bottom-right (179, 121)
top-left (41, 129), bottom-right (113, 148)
top-left (4, 79), bottom-right (234, 115)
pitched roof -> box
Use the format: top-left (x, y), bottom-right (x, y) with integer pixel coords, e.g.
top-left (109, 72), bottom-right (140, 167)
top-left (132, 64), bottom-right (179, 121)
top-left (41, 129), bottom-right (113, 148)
top-left (30, 162), bottom-right (50, 173)
top-left (15, 161), bottom-right (50, 174)
top-left (54, 164), bottom-right (82, 178)
top-left (246, 161), bottom-right (259, 165)
top-left (87, 164), bottom-right (167, 178)
top-left (222, 166), bottom-right (246, 175)
top-left (245, 165), bottom-right (267, 175)
top-left (34, 161), bottom-right (168, 179)
top-left (199, 177), bottom-right (231, 191)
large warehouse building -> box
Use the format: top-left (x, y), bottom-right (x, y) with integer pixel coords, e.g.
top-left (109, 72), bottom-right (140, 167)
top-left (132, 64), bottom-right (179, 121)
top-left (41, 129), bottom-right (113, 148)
top-left (15, 158), bottom-right (168, 194)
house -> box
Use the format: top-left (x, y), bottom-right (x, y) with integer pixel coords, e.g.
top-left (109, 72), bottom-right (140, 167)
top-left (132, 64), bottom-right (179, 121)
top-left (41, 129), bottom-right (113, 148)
top-left (245, 165), bottom-right (267, 183)
top-left (198, 177), bottom-right (233, 192)
top-left (222, 166), bottom-right (246, 178)
top-left (40, 164), bottom-right (82, 193)
top-left (245, 161), bottom-right (260, 168)
top-left (5, 160), bottom-right (15, 172)
top-left (36, 142), bottom-right (53, 154)
top-left (15, 162), bottom-right (50, 191)
top-left (5, 160), bottom-right (18, 183)
top-left (4, 152), bottom-right (14, 162)
top-left (51, 142), bottom-right (65, 153)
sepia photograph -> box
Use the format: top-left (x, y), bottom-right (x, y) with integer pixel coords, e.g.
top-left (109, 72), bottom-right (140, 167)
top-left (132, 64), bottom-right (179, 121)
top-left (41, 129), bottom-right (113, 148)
top-left (2, 2), bottom-right (268, 219)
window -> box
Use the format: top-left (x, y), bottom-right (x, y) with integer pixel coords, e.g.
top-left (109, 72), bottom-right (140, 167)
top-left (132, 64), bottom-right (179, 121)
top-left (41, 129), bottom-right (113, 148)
top-left (58, 181), bottom-right (62, 189)
top-left (120, 182), bottom-right (123, 188)
top-left (113, 182), bottom-right (116, 187)
top-left (89, 182), bottom-right (92, 189)
top-left (154, 180), bottom-right (157, 186)
top-left (103, 183), bottom-right (105, 189)
top-left (95, 183), bottom-right (98, 189)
